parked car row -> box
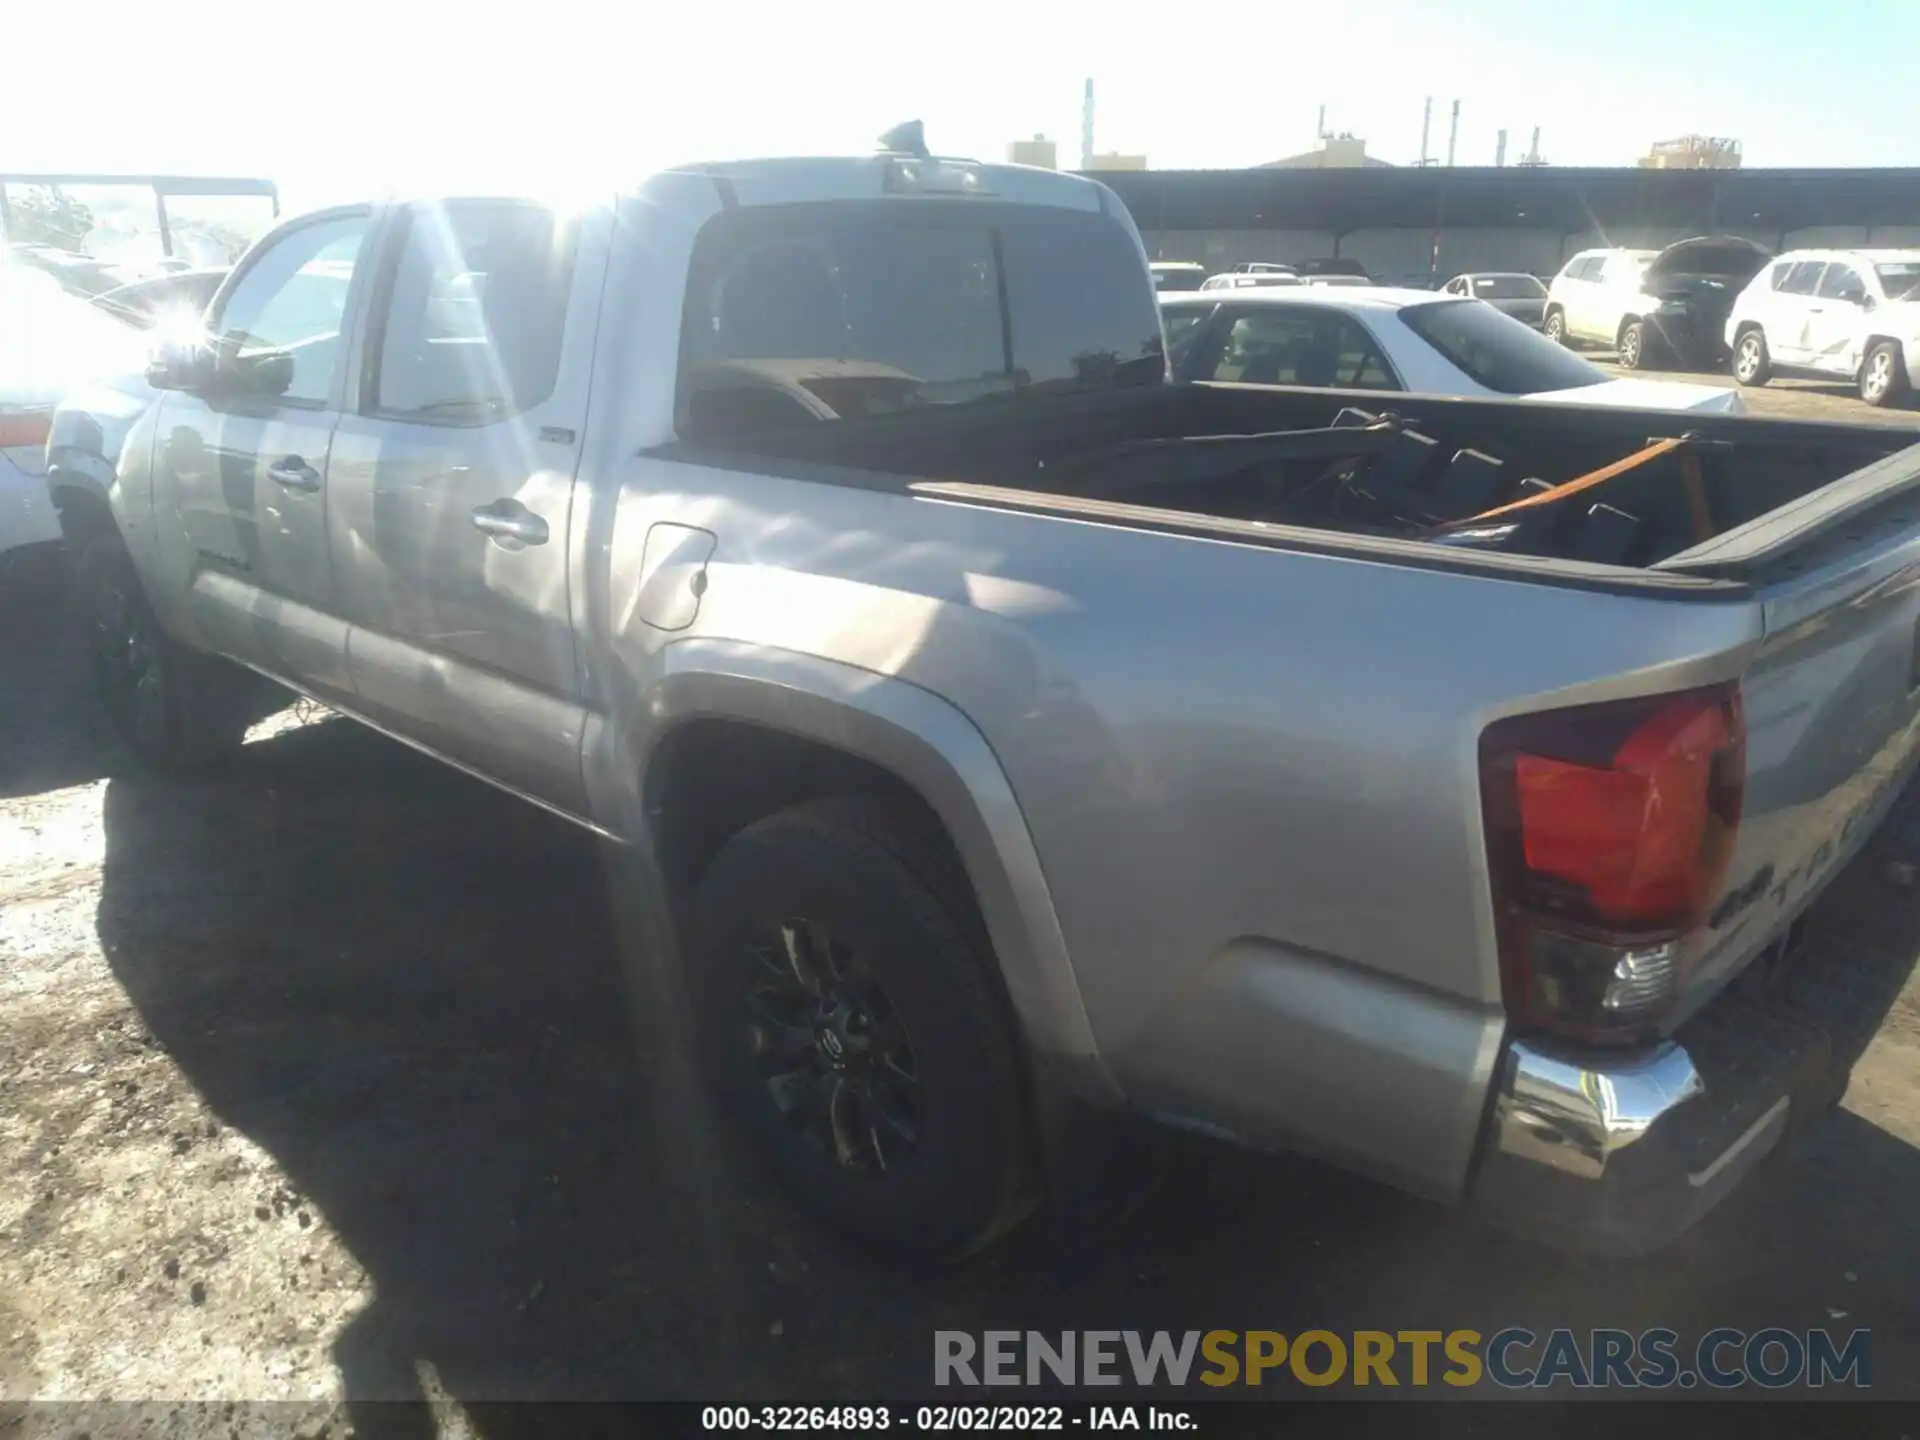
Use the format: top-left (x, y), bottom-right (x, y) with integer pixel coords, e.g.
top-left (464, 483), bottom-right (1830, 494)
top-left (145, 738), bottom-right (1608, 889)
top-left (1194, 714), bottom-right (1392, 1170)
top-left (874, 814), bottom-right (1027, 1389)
top-left (1153, 257), bottom-right (1376, 293)
top-left (1169, 236), bottom-right (1920, 412)
top-left (1536, 239), bottom-right (1920, 407)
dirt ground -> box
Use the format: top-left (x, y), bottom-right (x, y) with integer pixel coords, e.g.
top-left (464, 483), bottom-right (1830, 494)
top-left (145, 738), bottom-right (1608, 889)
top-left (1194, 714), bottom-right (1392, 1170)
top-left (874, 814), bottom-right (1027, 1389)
top-left (2, 558), bottom-right (1918, 1434)
top-left (1587, 355), bottom-right (1920, 427)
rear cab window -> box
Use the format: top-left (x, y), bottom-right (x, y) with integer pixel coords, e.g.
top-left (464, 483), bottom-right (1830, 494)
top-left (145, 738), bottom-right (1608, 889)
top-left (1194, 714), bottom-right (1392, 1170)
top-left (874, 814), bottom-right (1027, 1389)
top-left (677, 201), bottom-right (1164, 437)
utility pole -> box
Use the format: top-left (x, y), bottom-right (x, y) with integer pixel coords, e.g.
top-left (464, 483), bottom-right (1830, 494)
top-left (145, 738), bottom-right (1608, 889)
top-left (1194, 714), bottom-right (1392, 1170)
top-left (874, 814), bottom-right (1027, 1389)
top-left (1081, 78), bottom-right (1094, 171)
top-left (1446, 99), bottom-right (1461, 168)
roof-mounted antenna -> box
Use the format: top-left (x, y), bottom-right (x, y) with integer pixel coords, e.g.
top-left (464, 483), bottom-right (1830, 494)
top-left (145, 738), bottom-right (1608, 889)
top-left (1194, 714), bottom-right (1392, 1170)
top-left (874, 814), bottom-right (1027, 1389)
top-left (878, 121), bottom-right (929, 157)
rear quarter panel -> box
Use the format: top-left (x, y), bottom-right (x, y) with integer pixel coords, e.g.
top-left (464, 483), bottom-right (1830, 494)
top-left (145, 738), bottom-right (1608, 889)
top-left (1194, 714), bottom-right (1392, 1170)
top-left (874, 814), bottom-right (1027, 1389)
top-left (595, 456), bottom-right (1763, 1195)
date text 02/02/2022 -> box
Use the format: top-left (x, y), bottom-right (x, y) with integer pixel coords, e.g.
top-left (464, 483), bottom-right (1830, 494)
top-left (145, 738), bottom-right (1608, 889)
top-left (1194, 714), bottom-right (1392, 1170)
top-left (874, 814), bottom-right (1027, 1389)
top-left (700, 1405), bottom-right (1193, 1431)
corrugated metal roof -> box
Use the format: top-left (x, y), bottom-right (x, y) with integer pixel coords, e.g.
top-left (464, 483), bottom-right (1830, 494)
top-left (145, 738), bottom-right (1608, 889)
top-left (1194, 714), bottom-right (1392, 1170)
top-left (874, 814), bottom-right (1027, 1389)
top-left (1087, 167), bottom-right (1920, 234)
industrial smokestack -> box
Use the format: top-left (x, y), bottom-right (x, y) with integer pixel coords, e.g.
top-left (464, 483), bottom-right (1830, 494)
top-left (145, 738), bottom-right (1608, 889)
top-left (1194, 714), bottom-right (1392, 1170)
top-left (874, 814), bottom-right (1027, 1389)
top-left (1420, 97), bottom-right (1432, 167)
top-left (1081, 78), bottom-right (1095, 171)
top-left (1317, 104), bottom-right (1326, 140)
top-left (1447, 99), bottom-right (1461, 167)
top-left (1495, 128), bottom-right (1508, 167)
top-left (1530, 126), bottom-right (1541, 164)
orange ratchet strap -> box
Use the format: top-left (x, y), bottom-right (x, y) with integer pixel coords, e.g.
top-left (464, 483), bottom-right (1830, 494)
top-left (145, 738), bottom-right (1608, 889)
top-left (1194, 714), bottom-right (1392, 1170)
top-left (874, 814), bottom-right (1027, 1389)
top-left (1452, 435), bottom-right (1690, 524)
top-left (1680, 453), bottom-right (1716, 541)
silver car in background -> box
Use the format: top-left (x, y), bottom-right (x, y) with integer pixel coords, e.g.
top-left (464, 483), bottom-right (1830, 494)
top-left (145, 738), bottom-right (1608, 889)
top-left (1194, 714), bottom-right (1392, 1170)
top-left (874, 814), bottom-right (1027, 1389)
top-left (1441, 272), bottom-right (1549, 327)
top-left (0, 262), bottom-right (150, 566)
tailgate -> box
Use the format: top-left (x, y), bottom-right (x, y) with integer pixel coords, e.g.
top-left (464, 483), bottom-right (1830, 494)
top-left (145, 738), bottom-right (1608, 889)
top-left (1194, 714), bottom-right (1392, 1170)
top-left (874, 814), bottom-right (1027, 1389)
top-left (1678, 462), bottom-right (1920, 1014)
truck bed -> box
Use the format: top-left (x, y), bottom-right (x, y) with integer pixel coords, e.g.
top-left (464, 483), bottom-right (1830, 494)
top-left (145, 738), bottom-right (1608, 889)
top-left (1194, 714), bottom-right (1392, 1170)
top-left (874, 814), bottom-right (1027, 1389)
top-left (665, 381), bottom-right (1920, 1054)
top-left (669, 381), bottom-right (1919, 580)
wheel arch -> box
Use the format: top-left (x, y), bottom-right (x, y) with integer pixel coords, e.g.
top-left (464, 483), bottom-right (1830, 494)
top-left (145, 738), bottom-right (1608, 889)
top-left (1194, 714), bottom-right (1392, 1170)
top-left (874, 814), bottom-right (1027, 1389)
top-left (46, 457), bottom-right (120, 547)
top-left (610, 640), bottom-right (1119, 1107)
top-left (1859, 333), bottom-right (1906, 375)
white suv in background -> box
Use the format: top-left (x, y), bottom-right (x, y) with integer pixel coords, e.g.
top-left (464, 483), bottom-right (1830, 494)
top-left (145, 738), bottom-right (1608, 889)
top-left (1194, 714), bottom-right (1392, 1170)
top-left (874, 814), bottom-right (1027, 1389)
top-left (1545, 238), bottom-right (1773, 371)
top-left (1725, 250), bottom-right (1920, 407)
top-left (1543, 249), bottom-right (1656, 355)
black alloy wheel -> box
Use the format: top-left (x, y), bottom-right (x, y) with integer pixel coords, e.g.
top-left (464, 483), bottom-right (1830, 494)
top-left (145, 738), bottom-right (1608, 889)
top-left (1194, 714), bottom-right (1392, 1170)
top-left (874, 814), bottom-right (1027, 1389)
top-left (746, 915), bottom-right (921, 1175)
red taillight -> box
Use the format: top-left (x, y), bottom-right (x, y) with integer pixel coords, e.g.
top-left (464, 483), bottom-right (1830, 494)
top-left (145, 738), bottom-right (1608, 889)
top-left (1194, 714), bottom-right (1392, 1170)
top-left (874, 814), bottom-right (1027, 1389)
top-left (0, 409), bottom-right (53, 450)
top-left (1481, 683), bottom-right (1746, 1044)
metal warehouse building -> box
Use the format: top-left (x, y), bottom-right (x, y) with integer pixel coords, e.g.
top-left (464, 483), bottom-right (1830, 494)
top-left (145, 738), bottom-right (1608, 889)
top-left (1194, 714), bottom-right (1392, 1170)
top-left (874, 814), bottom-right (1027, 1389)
top-left (1097, 167), bottom-right (1920, 285)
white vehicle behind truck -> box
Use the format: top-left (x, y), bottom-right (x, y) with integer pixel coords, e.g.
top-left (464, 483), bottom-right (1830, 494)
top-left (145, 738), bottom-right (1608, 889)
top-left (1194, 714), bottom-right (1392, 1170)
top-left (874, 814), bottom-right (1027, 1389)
top-left (1726, 249), bottom-right (1920, 408)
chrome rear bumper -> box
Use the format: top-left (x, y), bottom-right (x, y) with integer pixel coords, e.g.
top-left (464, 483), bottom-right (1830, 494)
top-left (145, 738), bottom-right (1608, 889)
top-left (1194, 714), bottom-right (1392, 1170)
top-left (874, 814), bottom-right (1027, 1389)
top-left (1470, 1033), bottom-right (1809, 1256)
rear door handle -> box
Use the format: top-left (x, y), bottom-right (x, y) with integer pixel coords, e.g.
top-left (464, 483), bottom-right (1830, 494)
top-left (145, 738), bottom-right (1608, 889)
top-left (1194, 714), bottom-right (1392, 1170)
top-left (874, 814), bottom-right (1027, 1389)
top-left (469, 501), bottom-right (549, 546)
top-left (266, 456), bottom-right (322, 492)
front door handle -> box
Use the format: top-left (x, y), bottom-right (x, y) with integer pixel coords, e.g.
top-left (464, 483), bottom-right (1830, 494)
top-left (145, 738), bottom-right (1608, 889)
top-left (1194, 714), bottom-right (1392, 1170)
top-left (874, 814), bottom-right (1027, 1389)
top-left (469, 501), bottom-right (549, 546)
top-left (266, 456), bottom-right (322, 492)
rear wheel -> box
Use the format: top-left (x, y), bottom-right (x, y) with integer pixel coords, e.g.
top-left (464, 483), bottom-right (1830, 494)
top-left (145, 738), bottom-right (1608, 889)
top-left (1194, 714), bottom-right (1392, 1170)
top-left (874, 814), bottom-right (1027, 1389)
top-left (688, 797), bottom-right (1032, 1256)
top-left (76, 533), bottom-right (256, 770)
top-left (1732, 328), bottom-right (1772, 387)
top-left (1860, 340), bottom-right (1912, 408)
top-left (1543, 308), bottom-right (1569, 346)
top-left (1617, 318), bottom-right (1651, 370)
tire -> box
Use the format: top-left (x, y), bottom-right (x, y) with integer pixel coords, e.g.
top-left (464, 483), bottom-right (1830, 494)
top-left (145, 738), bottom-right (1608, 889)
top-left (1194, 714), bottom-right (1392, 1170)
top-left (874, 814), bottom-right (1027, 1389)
top-left (1617, 318), bottom-right (1650, 371)
top-left (1860, 340), bottom-right (1912, 408)
top-left (76, 532), bottom-right (256, 770)
top-left (1542, 308), bottom-right (1569, 346)
top-left (1732, 328), bottom-right (1772, 387)
top-left (688, 796), bottom-right (1032, 1256)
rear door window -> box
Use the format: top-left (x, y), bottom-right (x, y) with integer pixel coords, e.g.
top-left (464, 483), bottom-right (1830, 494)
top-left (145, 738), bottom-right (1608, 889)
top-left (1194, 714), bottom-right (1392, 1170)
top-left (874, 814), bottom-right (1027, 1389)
top-left (370, 200), bottom-right (576, 420)
top-left (678, 202), bottom-right (1164, 435)
top-left (1779, 261), bottom-right (1826, 296)
top-left (1815, 264), bottom-right (1867, 302)
top-left (1210, 307), bottom-right (1397, 389)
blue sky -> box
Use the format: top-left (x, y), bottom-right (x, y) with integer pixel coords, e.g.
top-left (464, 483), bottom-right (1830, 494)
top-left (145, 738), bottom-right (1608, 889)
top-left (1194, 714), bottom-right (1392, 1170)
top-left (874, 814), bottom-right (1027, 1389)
top-left (6, 0), bottom-right (1915, 211)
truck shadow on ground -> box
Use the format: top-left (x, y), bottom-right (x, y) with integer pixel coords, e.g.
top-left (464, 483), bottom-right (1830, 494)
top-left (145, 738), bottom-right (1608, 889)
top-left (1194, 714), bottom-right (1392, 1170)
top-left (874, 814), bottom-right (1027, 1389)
top-left (47, 633), bottom-right (1915, 1427)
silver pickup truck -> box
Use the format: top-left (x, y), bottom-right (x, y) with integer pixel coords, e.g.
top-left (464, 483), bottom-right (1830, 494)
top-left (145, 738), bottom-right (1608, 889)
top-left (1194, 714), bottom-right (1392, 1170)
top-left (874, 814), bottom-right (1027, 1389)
top-left (46, 144), bottom-right (1920, 1259)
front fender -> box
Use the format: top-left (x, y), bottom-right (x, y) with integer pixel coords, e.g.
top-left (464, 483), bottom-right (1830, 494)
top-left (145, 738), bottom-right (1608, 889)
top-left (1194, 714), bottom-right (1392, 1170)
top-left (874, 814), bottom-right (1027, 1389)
top-left (47, 379), bottom-right (164, 589)
top-left (583, 637), bottom-right (1121, 1106)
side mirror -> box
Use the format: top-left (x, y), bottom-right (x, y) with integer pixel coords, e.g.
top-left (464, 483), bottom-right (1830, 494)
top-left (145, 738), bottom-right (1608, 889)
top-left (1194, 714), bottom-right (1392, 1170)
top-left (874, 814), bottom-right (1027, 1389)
top-left (1858, 293), bottom-right (1877, 312)
top-left (145, 336), bottom-right (215, 392)
top-left (231, 349), bottom-right (296, 399)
